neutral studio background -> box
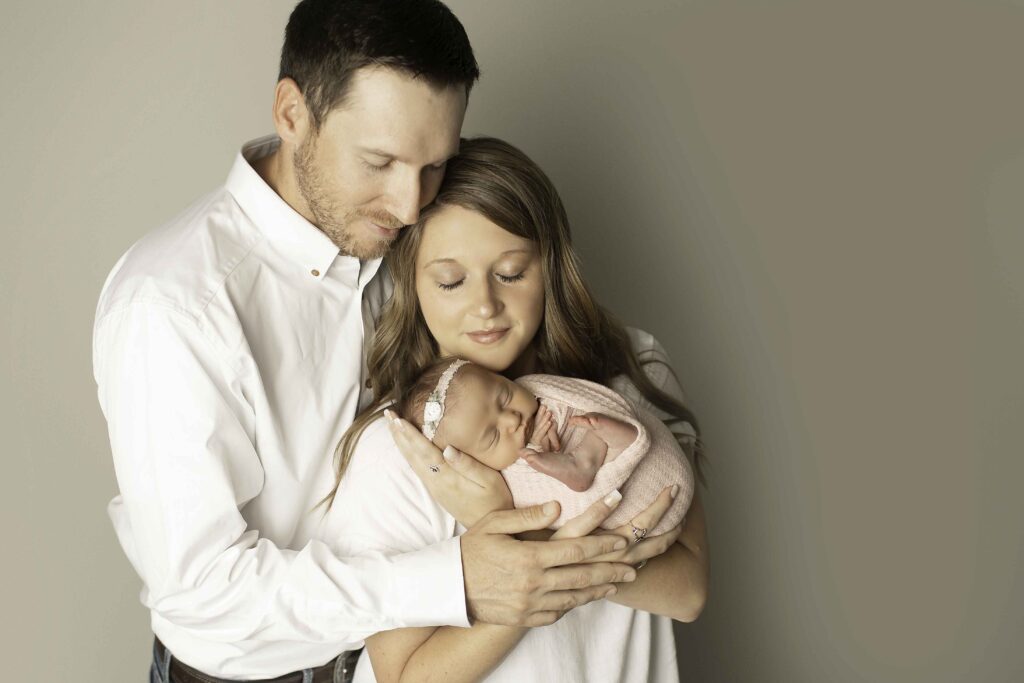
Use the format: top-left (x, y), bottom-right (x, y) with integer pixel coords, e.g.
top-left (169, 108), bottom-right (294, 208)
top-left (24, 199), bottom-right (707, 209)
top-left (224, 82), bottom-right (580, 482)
top-left (2, 1), bottom-right (1021, 681)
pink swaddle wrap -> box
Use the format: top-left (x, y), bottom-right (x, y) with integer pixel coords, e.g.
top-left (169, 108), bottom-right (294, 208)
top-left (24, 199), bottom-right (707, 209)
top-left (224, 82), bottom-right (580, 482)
top-left (501, 374), bottom-right (694, 534)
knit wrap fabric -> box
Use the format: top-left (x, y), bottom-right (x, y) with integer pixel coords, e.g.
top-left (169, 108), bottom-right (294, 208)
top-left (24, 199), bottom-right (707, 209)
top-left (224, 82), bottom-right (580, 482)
top-left (501, 374), bottom-right (694, 534)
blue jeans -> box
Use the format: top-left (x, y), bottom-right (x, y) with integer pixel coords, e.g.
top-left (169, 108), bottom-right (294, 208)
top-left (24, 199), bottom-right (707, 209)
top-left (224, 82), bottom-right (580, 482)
top-left (149, 638), bottom-right (359, 683)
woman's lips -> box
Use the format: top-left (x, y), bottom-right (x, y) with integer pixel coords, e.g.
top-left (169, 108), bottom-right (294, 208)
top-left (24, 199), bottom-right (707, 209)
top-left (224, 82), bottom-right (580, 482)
top-left (465, 328), bottom-right (509, 344)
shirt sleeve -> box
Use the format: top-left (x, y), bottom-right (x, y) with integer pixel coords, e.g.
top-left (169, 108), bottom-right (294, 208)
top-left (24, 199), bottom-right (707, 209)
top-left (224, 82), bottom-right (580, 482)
top-left (313, 416), bottom-right (469, 615)
top-left (93, 303), bottom-right (469, 646)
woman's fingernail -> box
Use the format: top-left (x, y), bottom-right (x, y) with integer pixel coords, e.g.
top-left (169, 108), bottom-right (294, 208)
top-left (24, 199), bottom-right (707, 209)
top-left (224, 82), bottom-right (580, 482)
top-left (442, 446), bottom-right (459, 462)
top-left (671, 484), bottom-right (679, 499)
top-left (613, 538), bottom-right (627, 550)
top-left (543, 501), bottom-right (559, 516)
top-left (603, 490), bottom-right (622, 508)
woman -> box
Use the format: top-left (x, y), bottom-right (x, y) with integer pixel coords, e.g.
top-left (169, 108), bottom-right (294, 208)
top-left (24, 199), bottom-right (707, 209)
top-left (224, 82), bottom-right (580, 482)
top-left (319, 137), bottom-right (709, 682)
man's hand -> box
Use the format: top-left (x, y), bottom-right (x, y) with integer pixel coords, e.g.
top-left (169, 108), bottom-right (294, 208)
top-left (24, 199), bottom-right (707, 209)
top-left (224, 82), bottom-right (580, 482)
top-left (386, 410), bottom-right (512, 527)
top-left (460, 501), bottom-right (637, 627)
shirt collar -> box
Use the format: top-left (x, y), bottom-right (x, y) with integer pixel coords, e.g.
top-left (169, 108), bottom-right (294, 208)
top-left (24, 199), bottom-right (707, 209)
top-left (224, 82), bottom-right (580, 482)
top-left (225, 135), bottom-right (381, 287)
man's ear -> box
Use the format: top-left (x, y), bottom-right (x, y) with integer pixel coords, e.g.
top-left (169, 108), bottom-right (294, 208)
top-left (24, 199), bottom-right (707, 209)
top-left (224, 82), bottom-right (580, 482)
top-left (271, 78), bottom-right (311, 146)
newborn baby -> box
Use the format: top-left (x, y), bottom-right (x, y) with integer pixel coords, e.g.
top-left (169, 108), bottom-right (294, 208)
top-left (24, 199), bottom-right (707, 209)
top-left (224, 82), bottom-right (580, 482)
top-left (400, 357), bottom-right (694, 533)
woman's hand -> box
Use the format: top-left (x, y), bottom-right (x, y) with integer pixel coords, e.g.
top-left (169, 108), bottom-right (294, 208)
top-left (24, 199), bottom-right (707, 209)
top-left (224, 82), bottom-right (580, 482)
top-left (385, 410), bottom-right (513, 527)
top-left (557, 486), bottom-right (683, 567)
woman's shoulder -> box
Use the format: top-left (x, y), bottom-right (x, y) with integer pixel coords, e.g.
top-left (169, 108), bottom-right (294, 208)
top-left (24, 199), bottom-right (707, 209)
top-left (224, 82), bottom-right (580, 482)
top-left (617, 326), bottom-right (683, 398)
top-left (612, 327), bottom-right (696, 438)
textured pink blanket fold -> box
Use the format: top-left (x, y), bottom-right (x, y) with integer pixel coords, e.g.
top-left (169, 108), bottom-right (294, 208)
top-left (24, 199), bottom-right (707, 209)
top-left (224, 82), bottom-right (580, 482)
top-left (502, 375), bottom-right (694, 534)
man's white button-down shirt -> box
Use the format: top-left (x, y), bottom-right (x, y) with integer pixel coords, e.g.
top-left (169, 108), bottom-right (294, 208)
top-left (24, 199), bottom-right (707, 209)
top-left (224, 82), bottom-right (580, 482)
top-left (93, 136), bottom-right (469, 680)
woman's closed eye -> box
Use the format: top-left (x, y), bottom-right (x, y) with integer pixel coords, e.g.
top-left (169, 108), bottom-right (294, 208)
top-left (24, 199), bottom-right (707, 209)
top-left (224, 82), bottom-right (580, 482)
top-left (436, 271), bottom-right (526, 291)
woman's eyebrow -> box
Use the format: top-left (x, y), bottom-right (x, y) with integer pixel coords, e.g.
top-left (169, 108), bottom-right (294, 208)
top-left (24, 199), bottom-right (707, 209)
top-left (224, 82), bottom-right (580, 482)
top-left (423, 250), bottom-right (532, 269)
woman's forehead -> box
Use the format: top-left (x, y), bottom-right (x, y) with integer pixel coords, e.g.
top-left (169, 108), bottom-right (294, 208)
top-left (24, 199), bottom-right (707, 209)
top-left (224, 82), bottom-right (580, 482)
top-left (417, 205), bottom-right (535, 264)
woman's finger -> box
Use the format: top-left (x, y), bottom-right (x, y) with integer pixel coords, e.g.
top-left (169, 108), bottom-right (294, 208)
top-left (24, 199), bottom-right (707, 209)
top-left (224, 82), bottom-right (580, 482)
top-left (587, 524), bottom-right (683, 565)
top-left (551, 490), bottom-right (622, 540)
top-left (385, 410), bottom-right (444, 476)
top-left (441, 445), bottom-right (504, 490)
top-left (627, 485), bottom-right (678, 533)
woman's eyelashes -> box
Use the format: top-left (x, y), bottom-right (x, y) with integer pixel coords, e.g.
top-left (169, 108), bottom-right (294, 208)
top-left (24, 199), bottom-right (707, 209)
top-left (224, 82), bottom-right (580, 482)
top-left (435, 271), bottom-right (527, 291)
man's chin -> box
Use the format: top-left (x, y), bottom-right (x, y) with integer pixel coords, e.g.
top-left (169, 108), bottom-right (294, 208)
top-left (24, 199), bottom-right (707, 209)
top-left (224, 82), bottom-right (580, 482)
top-left (345, 236), bottom-right (394, 260)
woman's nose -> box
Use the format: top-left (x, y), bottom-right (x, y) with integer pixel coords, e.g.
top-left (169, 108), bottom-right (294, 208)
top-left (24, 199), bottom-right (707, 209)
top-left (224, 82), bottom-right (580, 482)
top-left (472, 280), bottom-right (504, 319)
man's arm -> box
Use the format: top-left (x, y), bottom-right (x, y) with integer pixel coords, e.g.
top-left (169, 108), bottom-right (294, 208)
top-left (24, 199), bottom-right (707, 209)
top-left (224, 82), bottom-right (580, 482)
top-left (95, 304), bottom-right (468, 644)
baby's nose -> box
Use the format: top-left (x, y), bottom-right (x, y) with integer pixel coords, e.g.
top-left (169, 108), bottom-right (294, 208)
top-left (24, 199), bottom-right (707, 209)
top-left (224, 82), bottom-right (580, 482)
top-left (500, 410), bottom-right (520, 431)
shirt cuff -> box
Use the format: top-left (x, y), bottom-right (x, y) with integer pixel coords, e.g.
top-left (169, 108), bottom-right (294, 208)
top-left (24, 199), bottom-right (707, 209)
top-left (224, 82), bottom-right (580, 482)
top-left (389, 536), bottom-right (470, 628)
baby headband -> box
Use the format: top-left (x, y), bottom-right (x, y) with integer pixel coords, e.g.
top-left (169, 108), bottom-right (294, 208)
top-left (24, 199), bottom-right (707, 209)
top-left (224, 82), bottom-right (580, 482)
top-left (422, 358), bottom-right (469, 441)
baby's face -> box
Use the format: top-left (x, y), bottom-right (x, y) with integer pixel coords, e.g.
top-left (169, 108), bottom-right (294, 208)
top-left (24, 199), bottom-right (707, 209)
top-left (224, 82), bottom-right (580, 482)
top-left (441, 366), bottom-right (539, 470)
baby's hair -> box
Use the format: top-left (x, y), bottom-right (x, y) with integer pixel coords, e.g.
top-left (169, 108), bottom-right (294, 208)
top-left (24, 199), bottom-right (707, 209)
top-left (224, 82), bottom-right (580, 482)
top-left (398, 357), bottom-right (475, 445)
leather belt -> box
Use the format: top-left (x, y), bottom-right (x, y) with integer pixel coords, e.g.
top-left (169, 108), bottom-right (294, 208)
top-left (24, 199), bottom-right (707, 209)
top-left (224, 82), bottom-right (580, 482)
top-left (154, 637), bottom-right (361, 683)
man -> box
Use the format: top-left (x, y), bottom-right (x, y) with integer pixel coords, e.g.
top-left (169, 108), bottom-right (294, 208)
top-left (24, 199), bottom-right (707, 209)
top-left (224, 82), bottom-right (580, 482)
top-left (94, 2), bottom-right (635, 681)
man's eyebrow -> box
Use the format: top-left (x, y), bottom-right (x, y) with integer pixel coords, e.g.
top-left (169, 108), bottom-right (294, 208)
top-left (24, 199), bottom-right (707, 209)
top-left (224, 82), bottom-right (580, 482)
top-left (422, 250), bottom-right (532, 269)
top-left (356, 146), bottom-right (458, 167)
top-left (355, 146), bottom-right (394, 158)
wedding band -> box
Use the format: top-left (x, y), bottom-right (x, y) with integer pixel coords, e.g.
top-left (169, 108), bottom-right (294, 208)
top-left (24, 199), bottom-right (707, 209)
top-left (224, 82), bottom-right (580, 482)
top-left (631, 525), bottom-right (648, 543)
top-left (635, 559), bottom-right (647, 570)
top-left (428, 464), bottom-right (441, 473)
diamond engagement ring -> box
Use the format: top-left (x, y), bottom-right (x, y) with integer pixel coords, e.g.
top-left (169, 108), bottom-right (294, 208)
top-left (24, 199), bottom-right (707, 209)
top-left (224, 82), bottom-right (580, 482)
top-left (631, 525), bottom-right (648, 543)
top-left (428, 464), bottom-right (441, 473)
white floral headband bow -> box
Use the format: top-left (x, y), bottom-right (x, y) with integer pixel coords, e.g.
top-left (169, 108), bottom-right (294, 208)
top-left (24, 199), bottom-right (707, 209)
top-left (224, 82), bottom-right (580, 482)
top-left (422, 358), bottom-right (469, 441)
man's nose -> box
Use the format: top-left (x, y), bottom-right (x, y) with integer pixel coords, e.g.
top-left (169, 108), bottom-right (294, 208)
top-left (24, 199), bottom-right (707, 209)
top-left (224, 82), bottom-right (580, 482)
top-left (386, 170), bottom-right (424, 226)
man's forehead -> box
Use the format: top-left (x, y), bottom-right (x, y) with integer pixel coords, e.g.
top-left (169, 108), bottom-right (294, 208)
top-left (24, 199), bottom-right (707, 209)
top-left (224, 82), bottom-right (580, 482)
top-left (321, 66), bottom-right (465, 159)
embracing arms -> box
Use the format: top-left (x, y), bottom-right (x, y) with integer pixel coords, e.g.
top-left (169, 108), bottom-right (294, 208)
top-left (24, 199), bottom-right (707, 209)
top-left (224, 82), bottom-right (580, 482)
top-left (94, 305), bottom-right (470, 650)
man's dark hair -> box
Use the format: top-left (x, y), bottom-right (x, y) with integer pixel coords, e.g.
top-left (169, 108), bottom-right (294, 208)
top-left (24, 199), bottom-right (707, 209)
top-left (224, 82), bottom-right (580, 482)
top-left (279, 0), bottom-right (480, 131)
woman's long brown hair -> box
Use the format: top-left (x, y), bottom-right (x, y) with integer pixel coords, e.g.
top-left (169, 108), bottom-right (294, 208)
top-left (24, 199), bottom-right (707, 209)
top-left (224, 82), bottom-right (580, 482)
top-left (321, 137), bottom-right (705, 510)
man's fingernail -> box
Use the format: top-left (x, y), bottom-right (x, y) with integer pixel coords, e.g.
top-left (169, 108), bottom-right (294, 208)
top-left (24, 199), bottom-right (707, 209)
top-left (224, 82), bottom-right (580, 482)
top-left (603, 490), bottom-right (622, 508)
top-left (671, 484), bottom-right (679, 499)
top-left (442, 446), bottom-right (459, 462)
top-left (613, 538), bottom-right (627, 550)
top-left (624, 570), bottom-right (637, 581)
top-left (605, 586), bottom-right (618, 597)
top-left (543, 501), bottom-right (558, 516)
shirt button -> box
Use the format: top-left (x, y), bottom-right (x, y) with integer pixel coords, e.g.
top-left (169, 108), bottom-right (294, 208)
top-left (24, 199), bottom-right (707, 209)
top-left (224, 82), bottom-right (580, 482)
top-left (311, 269), bottom-right (320, 277)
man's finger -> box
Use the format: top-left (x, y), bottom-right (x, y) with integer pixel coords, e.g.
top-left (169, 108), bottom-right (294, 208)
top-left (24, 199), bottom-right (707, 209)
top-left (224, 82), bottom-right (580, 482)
top-left (533, 584), bottom-right (621, 616)
top-left (551, 490), bottom-right (622, 540)
top-left (476, 503), bottom-right (561, 535)
top-left (533, 533), bottom-right (627, 568)
top-left (542, 562), bottom-right (636, 592)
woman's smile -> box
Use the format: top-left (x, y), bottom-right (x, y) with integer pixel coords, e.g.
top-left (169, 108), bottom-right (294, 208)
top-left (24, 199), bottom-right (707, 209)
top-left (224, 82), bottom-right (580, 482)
top-left (465, 327), bottom-right (510, 344)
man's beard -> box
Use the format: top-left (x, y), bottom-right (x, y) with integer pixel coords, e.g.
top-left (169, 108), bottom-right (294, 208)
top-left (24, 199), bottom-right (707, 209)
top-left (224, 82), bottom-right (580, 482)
top-left (293, 139), bottom-right (398, 260)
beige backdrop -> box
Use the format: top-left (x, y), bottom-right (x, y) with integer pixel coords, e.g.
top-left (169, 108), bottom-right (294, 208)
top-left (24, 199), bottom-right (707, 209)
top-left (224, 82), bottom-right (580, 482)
top-left (2, 1), bottom-right (1021, 681)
